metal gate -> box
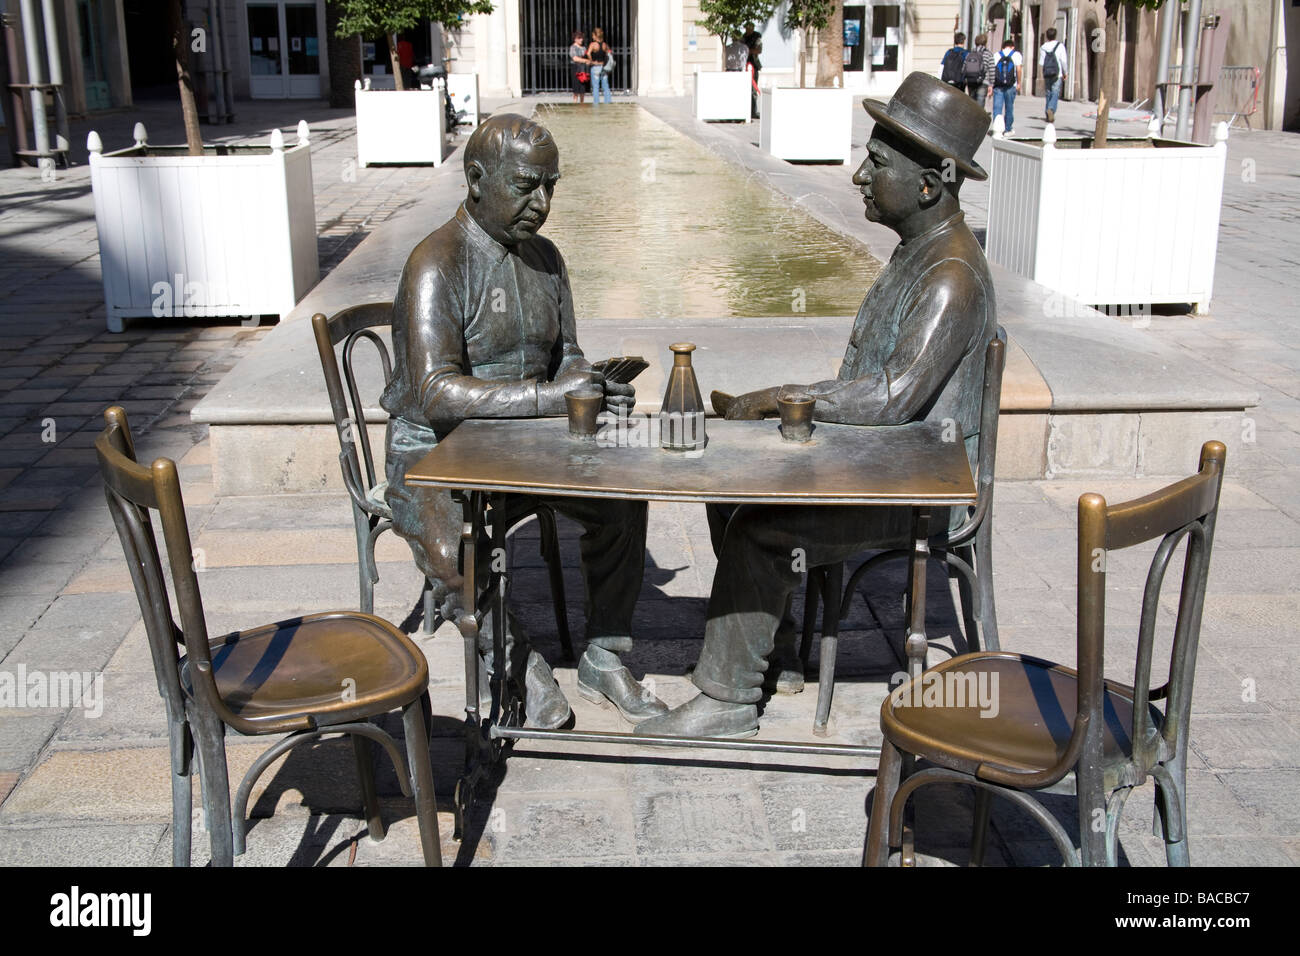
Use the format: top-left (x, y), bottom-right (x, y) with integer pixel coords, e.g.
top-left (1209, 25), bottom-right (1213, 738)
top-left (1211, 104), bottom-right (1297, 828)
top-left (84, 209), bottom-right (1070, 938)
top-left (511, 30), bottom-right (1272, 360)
top-left (520, 0), bottom-right (635, 94)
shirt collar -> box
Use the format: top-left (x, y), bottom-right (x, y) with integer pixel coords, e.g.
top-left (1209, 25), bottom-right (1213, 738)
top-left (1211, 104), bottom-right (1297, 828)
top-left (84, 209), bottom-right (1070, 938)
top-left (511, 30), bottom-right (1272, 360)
top-left (456, 203), bottom-right (511, 264)
top-left (893, 211), bottom-right (965, 258)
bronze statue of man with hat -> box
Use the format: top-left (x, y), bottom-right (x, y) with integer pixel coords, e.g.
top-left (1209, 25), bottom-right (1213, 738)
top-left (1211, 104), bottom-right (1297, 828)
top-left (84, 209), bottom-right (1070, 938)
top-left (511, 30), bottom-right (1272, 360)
top-left (638, 73), bottom-right (998, 738)
top-left (382, 113), bottom-right (668, 731)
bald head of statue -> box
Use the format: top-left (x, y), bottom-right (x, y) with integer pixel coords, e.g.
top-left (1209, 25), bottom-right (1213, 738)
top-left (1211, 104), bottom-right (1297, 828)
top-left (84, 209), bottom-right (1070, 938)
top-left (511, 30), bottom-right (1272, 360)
top-left (463, 114), bottom-right (561, 247)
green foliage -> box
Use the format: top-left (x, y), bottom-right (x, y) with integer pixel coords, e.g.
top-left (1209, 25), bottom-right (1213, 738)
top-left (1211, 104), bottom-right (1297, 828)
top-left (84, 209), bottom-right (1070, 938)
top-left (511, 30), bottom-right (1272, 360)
top-left (696, 0), bottom-right (776, 42)
top-left (329, 0), bottom-right (494, 37)
top-left (784, 0), bottom-right (835, 33)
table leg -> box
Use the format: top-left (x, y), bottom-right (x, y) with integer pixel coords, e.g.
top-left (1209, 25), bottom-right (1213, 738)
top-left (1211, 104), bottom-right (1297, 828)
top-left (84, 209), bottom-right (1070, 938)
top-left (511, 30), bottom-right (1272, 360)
top-left (453, 490), bottom-right (485, 841)
top-left (904, 508), bottom-right (931, 682)
top-left (489, 492), bottom-right (511, 729)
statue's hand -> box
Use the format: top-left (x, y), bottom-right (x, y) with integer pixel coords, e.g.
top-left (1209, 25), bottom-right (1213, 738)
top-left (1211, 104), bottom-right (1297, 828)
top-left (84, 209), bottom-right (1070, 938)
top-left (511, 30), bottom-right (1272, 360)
top-left (538, 367), bottom-right (601, 416)
top-left (603, 379), bottom-right (636, 412)
top-left (723, 386), bottom-right (782, 420)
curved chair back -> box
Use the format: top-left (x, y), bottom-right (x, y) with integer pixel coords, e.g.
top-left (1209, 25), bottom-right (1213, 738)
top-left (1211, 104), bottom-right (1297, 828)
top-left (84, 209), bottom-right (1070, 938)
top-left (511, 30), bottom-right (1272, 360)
top-left (978, 440), bottom-right (1227, 789)
top-left (311, 303), bottom-right (394, 518)
top-left (95, 406), bottom-right (239, 730)
top-left (947, 326), bottom-right (1006, 545)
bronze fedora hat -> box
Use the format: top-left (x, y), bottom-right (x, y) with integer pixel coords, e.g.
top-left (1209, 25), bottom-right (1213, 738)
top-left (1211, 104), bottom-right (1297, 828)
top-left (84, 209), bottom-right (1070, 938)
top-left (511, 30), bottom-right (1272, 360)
top-left (863, 71), bottom-right (990, 181)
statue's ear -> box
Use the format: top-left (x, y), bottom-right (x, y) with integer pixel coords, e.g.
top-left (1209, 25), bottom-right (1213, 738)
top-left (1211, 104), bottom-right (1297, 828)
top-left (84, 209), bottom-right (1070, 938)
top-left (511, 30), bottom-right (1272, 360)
top-left (918, 167), bottom-right (944, 208)
top-left (466, 161), bottom-right (486, 201)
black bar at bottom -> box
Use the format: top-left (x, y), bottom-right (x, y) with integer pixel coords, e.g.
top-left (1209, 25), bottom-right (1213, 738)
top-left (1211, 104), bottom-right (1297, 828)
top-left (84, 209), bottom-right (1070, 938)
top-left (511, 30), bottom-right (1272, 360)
top-left (491, 725), bottom-right (881, 759)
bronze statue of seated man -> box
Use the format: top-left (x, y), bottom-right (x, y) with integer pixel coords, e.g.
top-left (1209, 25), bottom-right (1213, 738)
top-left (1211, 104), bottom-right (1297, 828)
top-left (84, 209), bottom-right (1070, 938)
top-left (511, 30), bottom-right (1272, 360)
top-left (637, 73), bottom-right (998, 739)
top-left (381, 114), bottom-right (667, 729)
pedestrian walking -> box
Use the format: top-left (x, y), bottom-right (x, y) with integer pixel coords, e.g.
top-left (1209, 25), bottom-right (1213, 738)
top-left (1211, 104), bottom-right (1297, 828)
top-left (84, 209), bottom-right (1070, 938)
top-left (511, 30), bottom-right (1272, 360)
top-left (1040, 27), bottom-right (1068, 123)
top-left (965, 33), bottom-right (994, 103)
top-left (940, 32), bottom-right (968, 89)
top-left (990, 37), bottom-right (1023, 136)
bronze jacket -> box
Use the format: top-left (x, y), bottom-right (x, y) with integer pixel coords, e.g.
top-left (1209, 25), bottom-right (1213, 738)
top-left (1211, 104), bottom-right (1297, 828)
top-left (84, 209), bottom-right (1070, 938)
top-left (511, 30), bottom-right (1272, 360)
top-left (381, 203), bottom-right (589, 435)
top-left (806, 210), bottom-right (996, 466)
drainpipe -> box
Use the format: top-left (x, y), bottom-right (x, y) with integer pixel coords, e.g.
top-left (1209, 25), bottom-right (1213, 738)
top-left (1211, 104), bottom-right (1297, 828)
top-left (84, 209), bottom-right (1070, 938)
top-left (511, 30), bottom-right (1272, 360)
top-left (17, 0), bottom-right (49, 161)
top-left (39, 0), bottom-right (67, 153)
top-left (1152, 0), bottom-right (1177, 131)
top-left (1174, 0), bottom-right (1202, 141)
top-left (205, 0), bottom-right (227, 122)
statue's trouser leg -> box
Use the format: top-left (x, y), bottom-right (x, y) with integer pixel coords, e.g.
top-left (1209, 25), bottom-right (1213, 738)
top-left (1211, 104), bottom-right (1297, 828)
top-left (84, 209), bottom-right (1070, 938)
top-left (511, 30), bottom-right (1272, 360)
top-left (691, 504), bottom-right (912, 705)
top-left (707, 502), bottom-right (798, 659)
top-left (529, 494), bottom-right (648, 654)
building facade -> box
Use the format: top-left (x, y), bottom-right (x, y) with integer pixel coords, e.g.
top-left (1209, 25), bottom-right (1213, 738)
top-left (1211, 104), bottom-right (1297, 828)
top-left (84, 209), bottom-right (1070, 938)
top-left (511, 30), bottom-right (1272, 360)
top-left (3, 0), bottom-right (1296, 132)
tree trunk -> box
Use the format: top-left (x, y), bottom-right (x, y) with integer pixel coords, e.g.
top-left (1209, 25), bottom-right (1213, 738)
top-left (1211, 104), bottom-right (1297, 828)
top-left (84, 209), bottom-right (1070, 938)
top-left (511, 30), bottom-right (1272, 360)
top-left (168, 0), bottom-right (203, 155)
top-left (815, 2), bottom-right (844, 88)
top-left (389, 32), bottom-right (405, 91)
top-left (797, 29), bottom-right (806, 87)
top-left (1094, 3), bottom-right (1122, 147)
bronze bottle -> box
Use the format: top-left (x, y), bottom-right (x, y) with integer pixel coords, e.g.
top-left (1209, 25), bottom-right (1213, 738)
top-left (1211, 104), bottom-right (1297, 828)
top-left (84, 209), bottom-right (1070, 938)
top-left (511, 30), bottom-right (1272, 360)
top-left (659, 342), bottom-right (707, 452)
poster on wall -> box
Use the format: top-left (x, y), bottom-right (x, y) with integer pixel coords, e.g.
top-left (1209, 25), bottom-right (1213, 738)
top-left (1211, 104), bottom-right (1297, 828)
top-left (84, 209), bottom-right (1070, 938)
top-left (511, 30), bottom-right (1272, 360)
top-left (871, 38), bottom-right (885, 65)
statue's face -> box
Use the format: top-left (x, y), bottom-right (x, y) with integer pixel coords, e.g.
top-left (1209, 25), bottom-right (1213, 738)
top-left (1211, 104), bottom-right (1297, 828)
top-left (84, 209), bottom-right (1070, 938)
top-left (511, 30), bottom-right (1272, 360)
top-left (473, 137), bottom-right (561, 245)
top-left (852, 131), bottom-right (923, 227)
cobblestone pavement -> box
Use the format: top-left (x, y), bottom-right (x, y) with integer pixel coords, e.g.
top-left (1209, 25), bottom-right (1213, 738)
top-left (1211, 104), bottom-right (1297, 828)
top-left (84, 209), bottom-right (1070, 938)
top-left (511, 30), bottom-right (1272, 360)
top-left (0, 93), bottom-right (1297, 866)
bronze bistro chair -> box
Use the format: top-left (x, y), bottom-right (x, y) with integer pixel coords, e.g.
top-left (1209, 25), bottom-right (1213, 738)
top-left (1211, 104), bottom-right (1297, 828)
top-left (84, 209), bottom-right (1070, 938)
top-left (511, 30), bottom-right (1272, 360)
top-left (95, 406), bottom-right (442, 867)
top-left (311, 304), bottom-right (574, 658)
top-left (803, 329), bottom-right (1006, 734)
top-left (864, 441), bottom-right (1226, 867)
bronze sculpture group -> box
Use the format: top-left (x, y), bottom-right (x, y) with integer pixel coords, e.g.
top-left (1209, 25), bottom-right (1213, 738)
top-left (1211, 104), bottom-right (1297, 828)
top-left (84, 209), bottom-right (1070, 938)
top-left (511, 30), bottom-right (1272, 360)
top-left (385, 72), bottom-right (996, 739)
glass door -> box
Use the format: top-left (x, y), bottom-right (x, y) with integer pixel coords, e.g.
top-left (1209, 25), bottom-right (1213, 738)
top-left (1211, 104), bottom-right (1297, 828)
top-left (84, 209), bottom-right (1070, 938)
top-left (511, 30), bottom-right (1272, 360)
top-left (247, 2), bottom-right (284, 97)
top-left (284, 3), bottom-right (321, 97)
top-left (246, 1), bottom-right (322, 98)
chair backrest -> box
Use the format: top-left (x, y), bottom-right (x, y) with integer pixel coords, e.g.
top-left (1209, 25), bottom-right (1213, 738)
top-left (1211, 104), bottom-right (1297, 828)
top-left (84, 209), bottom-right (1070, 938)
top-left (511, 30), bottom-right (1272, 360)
top-left (949, 326), bottom-right (1006, 543)
top-left (95, 406), bottom-right (238, 729)
top-left (311, 303), bottom-right (394, 515)
top-left (978, 440), bottom-right (1227, 788)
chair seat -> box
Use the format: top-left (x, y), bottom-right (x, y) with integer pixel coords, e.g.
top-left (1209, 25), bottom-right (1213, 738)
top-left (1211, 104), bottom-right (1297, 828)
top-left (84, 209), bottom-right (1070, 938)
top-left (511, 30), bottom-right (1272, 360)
top-left (366, 481), bottom-right (393, 519)
top-left (881, 652), bottom-right (1163, 776)
top-left (182, 612), bottom-right (428, 735)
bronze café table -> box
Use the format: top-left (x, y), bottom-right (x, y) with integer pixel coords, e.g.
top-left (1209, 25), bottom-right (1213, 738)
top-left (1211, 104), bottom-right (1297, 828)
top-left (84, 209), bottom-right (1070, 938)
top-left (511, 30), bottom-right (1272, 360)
top-left (405, 416), bottom-right (977, 836)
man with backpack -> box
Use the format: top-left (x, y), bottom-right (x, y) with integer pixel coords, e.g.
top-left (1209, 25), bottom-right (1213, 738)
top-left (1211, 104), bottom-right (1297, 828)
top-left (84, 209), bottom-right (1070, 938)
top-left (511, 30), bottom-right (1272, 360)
top-left (940, 32), bottom-right (968, 89)
top-left (1039, 27), bottom-right (1068, 123)
top-left (991, 36), bottom-right (1022, 136)
top-left (964, 32), bottom-right (995, 102)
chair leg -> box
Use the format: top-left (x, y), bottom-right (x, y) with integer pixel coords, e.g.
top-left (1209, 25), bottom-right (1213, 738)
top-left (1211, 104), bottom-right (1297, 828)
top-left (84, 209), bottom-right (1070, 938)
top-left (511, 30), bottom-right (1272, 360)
top-left (969, 787), bottom-right (992, 866)
top-left (190, 706), bottom-right (234, 867)
top-left (402, 694), bottom-right (443, 867)
top-left (536, 506), bottom-right (574, 661)
top-left (952, 545), bottom-right (981, 654)
top-left (974, 516), bottom-right (999, 651)
top-left (353, 732), bottom-right (385, 842)
top-left (422, 577), bottom-right (437, 637)
top-left (864, 737), bottom-right (904, 866)
top-left (800, 568), bottom-right (822, 669)
top-left (1154, 757), bottom-right (1191, 867)
top-left (813, 562), bottom-right (844, 735)
top-left (170, 727), bottom-right (193, 868)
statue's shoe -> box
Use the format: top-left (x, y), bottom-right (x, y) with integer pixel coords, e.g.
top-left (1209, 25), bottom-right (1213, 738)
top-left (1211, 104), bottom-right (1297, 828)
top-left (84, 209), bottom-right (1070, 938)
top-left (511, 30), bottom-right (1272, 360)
top-left (523, 650), bottom-right (571, 730)
top-left (576, 647), bottom-right (668, 722)
top-left (764, 647), bottom-right (805, 695)
top-left (634, 692), bottom-right (758, 739)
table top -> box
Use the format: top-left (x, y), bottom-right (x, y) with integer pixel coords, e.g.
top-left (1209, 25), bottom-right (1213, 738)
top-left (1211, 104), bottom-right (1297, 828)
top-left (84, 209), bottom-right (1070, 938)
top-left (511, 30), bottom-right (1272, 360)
top-left (405, 418), bottom-right (975, 506)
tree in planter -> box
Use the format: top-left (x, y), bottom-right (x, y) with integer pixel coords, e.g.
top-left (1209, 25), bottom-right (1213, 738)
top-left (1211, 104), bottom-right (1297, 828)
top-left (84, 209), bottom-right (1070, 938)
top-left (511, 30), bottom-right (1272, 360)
top-left (697, 0), bottom-right (776, 47)
top-left (1093, 0), bottom-right (1165, 148)
top-left (784, 0), bottom-right (843, 89)
top-left (168, 0), bottom-right (203, 155)
top-left (329, 0), bottom-right (494, 91)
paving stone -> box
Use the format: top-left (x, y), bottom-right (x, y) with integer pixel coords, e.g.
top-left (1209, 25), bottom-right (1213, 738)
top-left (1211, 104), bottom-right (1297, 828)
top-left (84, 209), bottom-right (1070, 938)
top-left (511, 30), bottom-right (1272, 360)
top-left (0, 824), bottom-right (167, 866)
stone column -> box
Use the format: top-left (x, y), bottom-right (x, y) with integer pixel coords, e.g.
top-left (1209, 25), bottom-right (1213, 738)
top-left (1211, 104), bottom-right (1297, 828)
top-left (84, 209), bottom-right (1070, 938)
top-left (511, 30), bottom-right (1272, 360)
top-left (650, 0), bottom-right (671, 94)
top-left (484, 5), bottom-right (509, 95)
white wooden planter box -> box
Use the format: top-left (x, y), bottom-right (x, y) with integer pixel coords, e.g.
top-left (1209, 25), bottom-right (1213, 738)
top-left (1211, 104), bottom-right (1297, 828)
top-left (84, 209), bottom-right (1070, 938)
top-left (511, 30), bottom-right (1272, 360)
top-left (355, 83), bottom-right (447, 167)
top-left (987, 122), bottom-right (1229, 313)
top-left (760, 87), bottom-right (853, 163)
top-left (693, 70), bottom-right (751, 122)
top-left (447, 73), bottom-right (480, 128)
top-left (88, 122), bottom-right (319, 332)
